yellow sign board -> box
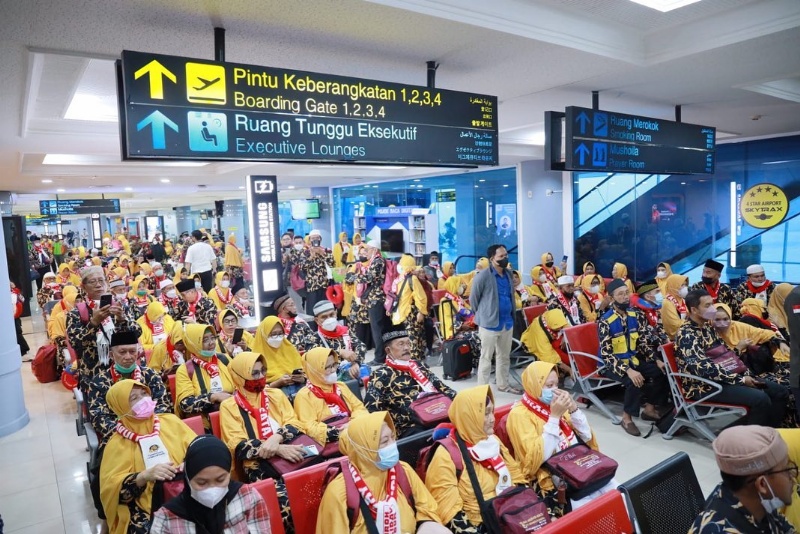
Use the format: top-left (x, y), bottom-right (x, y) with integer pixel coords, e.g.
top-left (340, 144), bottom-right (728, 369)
top-left (185, 62), bottom-right (226, 105)
top-left (740, 183), bottom-right (788, 229)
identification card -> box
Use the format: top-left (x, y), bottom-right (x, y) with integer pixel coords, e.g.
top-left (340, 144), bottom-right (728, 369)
top-left (209, 375), bottom-right (224, 393)
top-left (139, 434), bottom-right (170, 470)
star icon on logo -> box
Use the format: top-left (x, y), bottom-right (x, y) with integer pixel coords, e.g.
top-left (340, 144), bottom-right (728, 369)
top-left (765, 186), bottom-right (772, 192)
top-left (756, 187), bottom-right (763, 193)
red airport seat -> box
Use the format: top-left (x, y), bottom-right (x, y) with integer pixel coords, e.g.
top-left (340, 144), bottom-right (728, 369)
top-left (562, 323), bottom-right (622, 425)
top-left (522, 304), bottom-right (547, 327)
top-left (537, 490), bottom-right (633, 533)
top-left (182, 415), bottom-right (206, 435)
top-left (210, 410), bottom-right (222, 438)
top-left (283, 457), bottom-right (347, 534)
top-left (603, 277), bottom-right (614, 287)
top-left (659, 343), bottom-right (747, 441)
top-left (431, 289), bottom-right (447, 305)
top-left (250, 478), bottom-right (286, 534)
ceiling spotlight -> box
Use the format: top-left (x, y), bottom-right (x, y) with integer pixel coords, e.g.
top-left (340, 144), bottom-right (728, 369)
top-left (238, 186), bottom-right (244, 190)
top-left (41, 179), bottom-right (53, 184)
top-left (160, 178), bottom-right (170, 183)
top-left (57, 188), bottom-right (65, 192)
top-left (288, 185), bottom-right (295, 189)
top-left (124, 187), bottom-right (133, 191)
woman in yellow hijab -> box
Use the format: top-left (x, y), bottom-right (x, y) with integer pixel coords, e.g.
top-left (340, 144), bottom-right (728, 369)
top-left (391, 254), bottom-right (429, 360)
top-left (219, 351), bottom-right (306, 532)
top-left (529, 265), bottom-right (555, 303)
top-left (148, 321), bottom-right (187, 376)
top-left (655, 262), bottom-right (673, 292)
top-left (577, 274), bottom-right (609, 322)
top-left (138, 262), bottom-right (152, 278)
top-left (136, 301), bottom-right (174, 352)
top-left (216, 308), bottom-right (253, 357)
top-left (768, 283), bottom-right (794, 340)
top-left (425, 385), bottom-right (524, 531)
top-left (346, 233), bottom-right (363, 264)
top-left (175, 324), bottom-right (234, 428)
top-left (209, 271), bottom-right (234, 310)
top-left (224, 234), bottom-right (243, 277)
top-left (128, 274), bottom-right (155, 319)
top-left (520, 309), bottom-right (572, 381)
top-left (172, 267), bottom-right (189, 286)
top-left (540, 252), bottom-right (563, 286)
top-left (57, 263), bottom-right (78, 287)
top-left (439, 275), bottom-right (473, 340)
top-left (436, 261), bottom-right (455, 290)
top-left (506, 361), bottom-right (599, 518)
top-left (574, 261), bottom-right (597, 288)
top-left (332, 232), bottom-right (351, 268)
top-left (316, 411), bottom-right (444, 534)
top-left (251, 315), bottom-right (305, 401)
top-left (49, 286), bottom-right (78, 368)
top-left (660, 274), bottom-right (689, 339)
top-left (294, 347), bottom-right (368, 445)
top-left (99, 379), bottom-right (196, 534)
top-left (611, 262), bottom-right (635, 294)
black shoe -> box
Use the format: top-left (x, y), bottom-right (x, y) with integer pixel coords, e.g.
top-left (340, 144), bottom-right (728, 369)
top-left (365, 360), bottom-right (384, 367)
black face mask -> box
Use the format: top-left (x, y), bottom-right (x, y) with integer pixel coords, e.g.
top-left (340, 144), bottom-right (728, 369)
top-left (562, 291), bottom-right (574, 299)
top-left (358, 255), bottom-right (368, 263)
top-left (701, 276), bottom-right (715, 285)
top-left (545, 261), bottom-right (554, 268)
top-left (311, 240), bottom-right (321, 247)
top-left (762, 311), bottom-right (769, 319)
top-left (286, 310), bottom-right (298, 318)
top-left (615, 301), bottom-right (630, 310)
top-left (496, 258), bottom-right (509, 269)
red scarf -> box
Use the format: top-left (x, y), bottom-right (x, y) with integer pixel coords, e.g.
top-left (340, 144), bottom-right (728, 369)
top-left (458, 434), bottom-right (508, 474)
top-left (306, 383), bottom-right (350, 416)
top-left (521, 393), bottom-right (575, 449)
top-left (215, 287), bottom-right (233, 305)
top-left (746, 280), bottom-right (771, 294)
top-left (58, 273), bottom-right (71, 285)
top-left (348, 462), bottom-right (398, 524)
top-left (703, 281), bottom-right (720, 301)
top-left (318, 325), bottom-right (352, 351)
top-left (187, 294), bottom-right (198, 317)
top-left (110, 365), bottom-right (143, 383)
top-left (191, 355), bottom-right (220, 379)
top-left (385, 358), bottom-right (435, 393)
top-left (159, 293), bottom-right (178, 307)
top-left (742, 312), bottom-right (779, 333)
top-left (542, 266), bottom-right (558, 286)
top-left (144, 315), bottom-right (164, 336)
top-left (556, 291), bottom-right (580, 323)
top-left (165, 336), bottom-right (184, 364)
top-left (233, 390), bottom-right (273, 440)
top-left (115, 416), bottom-right (160, 443)
top-left (232, 299), bottom-right (251, 317)
top-left (666, 294), bottom-right (687, 316)
top-left (444, 291), bottom-right (468, 311)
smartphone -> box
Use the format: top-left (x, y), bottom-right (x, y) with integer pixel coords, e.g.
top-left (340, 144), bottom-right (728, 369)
top-left (291, 368), bottom-right (304, 376)
top-left (232, 328), bottom-right (244, 344)
top-left (100, 294), bottom-right (113, 308)
top-left (301, 444), bottom-right (320, 458)
top-left (561, 255), bottom-right (568, 264)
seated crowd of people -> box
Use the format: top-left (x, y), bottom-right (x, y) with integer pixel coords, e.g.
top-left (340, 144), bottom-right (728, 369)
top-left (38, 228), bottom-right (800, 533)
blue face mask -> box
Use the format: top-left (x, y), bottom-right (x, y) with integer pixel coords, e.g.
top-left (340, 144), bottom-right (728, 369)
top-left (199, 349), bottom-right (215, 358)
top-left (654, 293), bottom-right (664, 305)
top-left (375, 442), bottom-right (400, 471)
top-left (114, 362), bottom-right (137, 374)
top-left (540, 387), bottom-right (555, 405)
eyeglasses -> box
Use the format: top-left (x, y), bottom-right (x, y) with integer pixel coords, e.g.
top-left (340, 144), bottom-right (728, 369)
top-left (251, 369), bottom-right (266, 378)
top-left (324, 363), bottom-right (339, 372)
top-left (767, 462), bottom-right (799, 480)
top-left (84, 278), bottom-right (106, 286)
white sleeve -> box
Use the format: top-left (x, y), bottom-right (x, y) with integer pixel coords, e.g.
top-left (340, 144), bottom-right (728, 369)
top-left (541, 416), bottom-right (563, 461)
top-left (568, 410), bottom-right (593, 442)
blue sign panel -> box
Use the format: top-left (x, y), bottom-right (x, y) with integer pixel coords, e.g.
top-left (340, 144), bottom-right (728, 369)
top-left (39, 199), bottom-right (121, 216)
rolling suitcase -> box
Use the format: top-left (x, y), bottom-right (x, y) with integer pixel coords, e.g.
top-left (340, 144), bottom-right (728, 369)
top-left (442, 338), bottom-right (473, 380)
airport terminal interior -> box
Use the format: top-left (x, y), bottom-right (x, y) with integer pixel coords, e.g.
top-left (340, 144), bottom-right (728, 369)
top-left (1, 0), bottom-right (800, 533)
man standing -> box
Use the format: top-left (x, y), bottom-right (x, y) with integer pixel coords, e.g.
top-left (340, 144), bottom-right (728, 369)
top-left (734, 264), bottom-right (775, 309)
top-left (598, 279), bottom-right (670, 436)
top-left (355, 244), bottom-right (387, 366)
top-left (784, 285), bottom-right (800, 422)
top-left (675, 289), bottom-right (787, 427)
top-left (53, 236), bottom-right (64, 267)
top-left (691, 259), bottom-right (738, 317)
top-left (299, 229), bottom-right (334, 315)
top-left (469, 244), bottom-right (521, 394)
top-left (546, 275), bottom-right (587, 326)
top-left (183, 229), bottom-right (217, 293)
top-left (423, 250), bottom-right (443, 288)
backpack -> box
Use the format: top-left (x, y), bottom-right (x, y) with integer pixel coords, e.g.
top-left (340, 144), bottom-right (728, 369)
top-left (382, 259), bottom-right (398, 297)
top-left (322, 459), bottom-right (415, 531)
top-left (32, 344), bottom-right (59, 383)
top-left (290, 264), bottom-right (306, 291)
top-left (65, 302), bottom-right (92, 364)
top-left (415, 434), bottom-right (463, 483)
top-left (494, 412), bottom-right (516, 458)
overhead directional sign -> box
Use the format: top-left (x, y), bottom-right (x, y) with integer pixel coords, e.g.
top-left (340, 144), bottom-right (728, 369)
top-left (39, 199), bottom-right (121, 216)
top-left (117, 50), bottom-right (498, 167)
top-left (564, 106), bottom-right (715, 174)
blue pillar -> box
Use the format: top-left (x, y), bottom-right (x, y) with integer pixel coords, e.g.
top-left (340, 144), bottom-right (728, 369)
top-left (0, 219), bottom-right (29, 437)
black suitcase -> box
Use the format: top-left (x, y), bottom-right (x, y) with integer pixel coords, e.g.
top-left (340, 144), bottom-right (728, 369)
top-left (442, 338), bottom-right (473, 380)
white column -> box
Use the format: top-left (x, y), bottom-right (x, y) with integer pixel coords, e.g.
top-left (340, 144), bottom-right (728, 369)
top-left (0, 220), bottom-right (29, 437)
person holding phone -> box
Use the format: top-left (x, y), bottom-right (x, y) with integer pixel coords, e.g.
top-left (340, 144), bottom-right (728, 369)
top-left (216, 309), bottom-right (253, 356)
top-left (298, 229), bottom-right (334, 315)
top-left (67, 266), bottom-right (142, 393)
top-left (251, 316), bottom-right (305, 402)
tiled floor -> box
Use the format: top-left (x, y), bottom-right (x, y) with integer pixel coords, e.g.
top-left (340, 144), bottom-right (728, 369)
top-left (0, 313), bottom-right (724, 533)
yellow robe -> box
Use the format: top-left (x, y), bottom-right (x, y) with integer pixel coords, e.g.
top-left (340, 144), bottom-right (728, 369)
top-left (224, 236), bottom-right (243, 268)
top-left (520, 309), bottom-right (568, 365)
top-left (136, 302), bottom-right (175, 352)
top-left (251, 316), bottom-right (304, 382)
top-left (209, 272), bottom-right (234, 311)
top-left (332, 233), bottom-right (351, 268)
top-left (394, 275), bottom-right (428, 324)
top-left (660, 274), bottom-right (689, 339)
top-left (715, 303), bottom-right (788, 363)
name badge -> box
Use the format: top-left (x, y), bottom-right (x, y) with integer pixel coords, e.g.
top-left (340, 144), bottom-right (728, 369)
top-left (139, 435), bottom-right (170, 470)
top-left (209, 375), bottom-right (223, 393)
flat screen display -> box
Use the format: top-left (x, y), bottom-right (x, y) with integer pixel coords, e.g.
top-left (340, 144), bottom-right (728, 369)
top-left (290, 199), bottom-right (321, 220)
top-left (382, 229), bottom-right (404, 253)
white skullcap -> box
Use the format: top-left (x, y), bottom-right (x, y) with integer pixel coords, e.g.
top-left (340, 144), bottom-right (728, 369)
top-left (557, 275), bottom-right (574, 285)
top-left (746, 264), bottom-right (765, 275)
top-left (159, 279), bottom-right (174, 290)
top-left (309, 229), bottom-right (321, 237)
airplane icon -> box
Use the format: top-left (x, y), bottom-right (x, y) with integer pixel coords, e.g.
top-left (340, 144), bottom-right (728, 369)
top-left (193, 77), bottom-right (220, 91)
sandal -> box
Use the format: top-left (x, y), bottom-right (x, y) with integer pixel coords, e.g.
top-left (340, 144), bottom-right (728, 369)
top-left (498, 385), bottom-right (523, 395)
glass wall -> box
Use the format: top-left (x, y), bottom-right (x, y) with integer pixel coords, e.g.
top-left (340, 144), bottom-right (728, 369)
top-left (573, 134), bottom-right (800, 284)
top-left (332, 167), bottom-right (517, 272)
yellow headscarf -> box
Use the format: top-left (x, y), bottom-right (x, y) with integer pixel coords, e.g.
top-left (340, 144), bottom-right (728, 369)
top-left (91, 257), bottom-right (102, 266)
top-left (62, 285), bottom-right (79, 306)
top-left (145, 301), bottom-right (166, 323)
top-left (227, 351), bottom-right (265, 397)
top-left (340, 411), bottom-right (396, 476)
top-left (714, 303), bottom-right (779, 352)
top-left (613, 262), bottom-right (629, 280)
top-left (540, 252), bottom-right (554, 266)
top-left (443, 274), bottom-right (463, 296)
top-left (740, 298), bottom-right (767, 319)
top-left (138, 263), bottom-right (152, 276)
top-left (442, 261), bottom-right (454, 277)
top-left (530, 265), bottom-right (544, 283)
top-left (172, 267), bottom-right (188, 286)
top-left (520, 310), bottom-right (568, 365)
top-left (353, 233), bottom-right (362, 246)
top-left (225, 235), bottom-right (243, 268)
top-left (58, 263), bottom-right (70, 275)
top-left (112, 267), bottom-right (128, 281)
top-left (580, 273), bottom-right (605, 294)
top-left (251, 316), bottom-right (303, 382)
top-left (78, 246), bottom-right (86, 259)
top-left (448, 385), bottom-right (495, 445)
top-left (664, 274), bottom-right (688, 299)
top-left (130, 275), bottom-right (149, 298)
top-left (521, 361), bottom-right (557, 400)
top-left (214, 272), bottom-right (230, 294)
top-left (475, 257), bottom-right (489, 271)
top-left (769, 283), bottom-right (794, 330)
top-left (100, 380), bottom-right (194, 534)
top-left (302, 347), bottom-right (338, 390)
top-left (398, 254), bottom-right (417, 273)
top-left (183, 323), bottom-right (214, 357)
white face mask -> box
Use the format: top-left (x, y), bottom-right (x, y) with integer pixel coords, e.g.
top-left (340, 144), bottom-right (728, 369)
top-left (294, 244), bottom-right (304, 250)
top-left (589, 285), bottom-right (601, 294)
top-left (220, 280), bottom-right (230, 288)
top-left (166, 290), bottom-right (177, 299)
top-left (538, 274), bottom-right (547, 283)
top-left (321, 317), bottom-right (338, 332)
top-left (656, 269), bottom-right (667, 278)
top-left (195, 282), bottom-right (202, 290)
top-left (267, 335), bottom-right (284, 348)
top-left (191, 485), bottom-right (228, 509)
top-left (154, 270), bottom-right (164, 277)
top-left (678, 286), bottom-right (689, 298)
top-left (324, 371), bottom-right (338, 384)
top-left (752, 280), bottom-right (766, 287)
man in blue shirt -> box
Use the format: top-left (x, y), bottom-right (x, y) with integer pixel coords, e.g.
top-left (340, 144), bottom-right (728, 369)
top-left (469, 244), bottom-right (521, 394)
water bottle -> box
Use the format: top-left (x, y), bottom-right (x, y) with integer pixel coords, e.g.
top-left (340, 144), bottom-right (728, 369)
top-left (339, 361), bottom-right (352, 374)
top-left (359, 364), bottom-right (371, 380)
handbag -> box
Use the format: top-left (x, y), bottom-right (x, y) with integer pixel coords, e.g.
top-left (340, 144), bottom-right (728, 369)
top-left (384, 274), bottom-right (410, 315)
top-left (410, 391), bottom-right (452, 427)
top-left (543, 443), bottom-right (618, 501)
top-left (455, 433), bottom-right (550, 533)
top-left (705, 344), bottom-right (747, 374)
top-left (150, 469), bottom-right (185, 513)
top-left (320, 414), bottom-right (350, 457)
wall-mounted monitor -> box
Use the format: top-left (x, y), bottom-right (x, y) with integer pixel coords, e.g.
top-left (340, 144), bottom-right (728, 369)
top-left (290, 199), bottom-right (321, 220)
top-left (382, 229), bottom-right (405, 253)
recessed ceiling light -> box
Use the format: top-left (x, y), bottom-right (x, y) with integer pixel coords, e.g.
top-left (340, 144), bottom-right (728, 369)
top-left (628, 0), bottom-right (701, 13)
top-left (41, 179), bottom-right (53, 184)
top-left (124, 187), bottom-right (133, 191)
top-left (503, 184), bottom-right (509, 187)
top-left (160, 178), bottom-right (170, 183)
top-left (479, 179), bottom-right (486, 183)
top-left (57, 188), bottom-right (65, 192)
top-left (288, 185), bottom-right (295, 189)
top-left (413, 179), bottom-right (421, 182)
top-left (238, 186), bottom-right (244, 190)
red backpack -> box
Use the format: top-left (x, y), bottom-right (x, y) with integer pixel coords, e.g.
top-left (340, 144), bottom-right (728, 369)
top-left (32, 344), bottom-right (59, 383)
top-left (494, 412), bottom-right (515, 458)
top-left (322, 459), bottom-right (415, 530)
top-left (415, 434), bottom-right (463, 483)
top-left (65, 302), bottom-right (91, 364)
top-left (382, 258), bottom-right (398, 297)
